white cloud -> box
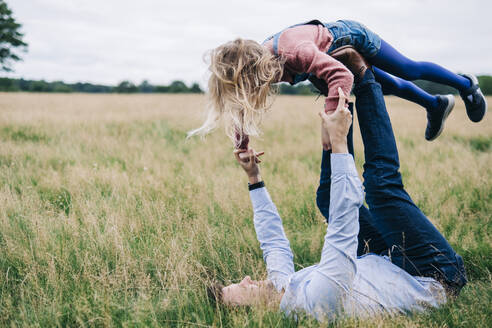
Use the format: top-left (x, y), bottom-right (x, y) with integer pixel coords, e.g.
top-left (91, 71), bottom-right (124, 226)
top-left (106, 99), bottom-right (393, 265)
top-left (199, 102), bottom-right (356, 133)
top-left (5, 0), bottom-right (492, 86)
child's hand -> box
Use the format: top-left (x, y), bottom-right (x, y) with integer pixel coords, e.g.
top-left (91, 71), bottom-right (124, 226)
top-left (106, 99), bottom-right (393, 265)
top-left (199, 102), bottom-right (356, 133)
top-left (234, 149), bottom-right (264, 183)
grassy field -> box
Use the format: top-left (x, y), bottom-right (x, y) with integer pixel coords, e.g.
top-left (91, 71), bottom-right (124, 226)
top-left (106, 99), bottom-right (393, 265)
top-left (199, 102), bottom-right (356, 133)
top-left (0, 92), bottom-right (490, 327)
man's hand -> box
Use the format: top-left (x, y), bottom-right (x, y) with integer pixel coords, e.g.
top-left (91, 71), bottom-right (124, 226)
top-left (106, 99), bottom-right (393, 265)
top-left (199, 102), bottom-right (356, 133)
top-left (234, 149), bottom-right (265, 184)
top-left (321, 116), bottom-right (332, 151)
top-left (319, 88), bottom-right (352, 154)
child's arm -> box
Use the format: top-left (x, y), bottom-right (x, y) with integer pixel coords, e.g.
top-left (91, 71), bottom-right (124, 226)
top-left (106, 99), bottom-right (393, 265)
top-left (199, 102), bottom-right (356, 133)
top-left (264, 25), bottom-right (353, 112)
top-left (292, 41), bottom-right (354, 112)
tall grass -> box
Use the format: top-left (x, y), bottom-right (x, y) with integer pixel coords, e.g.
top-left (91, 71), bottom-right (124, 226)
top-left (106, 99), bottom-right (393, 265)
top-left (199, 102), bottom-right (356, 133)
top-left (0, 93), bottom-right (490, 327)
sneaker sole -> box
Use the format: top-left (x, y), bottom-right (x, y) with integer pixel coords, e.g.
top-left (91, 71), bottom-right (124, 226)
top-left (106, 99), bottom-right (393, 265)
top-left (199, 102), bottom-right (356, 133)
top-left (462, 73), bottom-right (488, 122)
top-left (476, 87), bottom-right (488, 121)
top-left (427, 95), bottom-right (455, 141)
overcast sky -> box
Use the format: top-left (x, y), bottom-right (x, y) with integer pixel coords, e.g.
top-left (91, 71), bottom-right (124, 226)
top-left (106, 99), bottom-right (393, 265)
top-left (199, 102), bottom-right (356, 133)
top-left (5, 0), bottom-right (492, 87)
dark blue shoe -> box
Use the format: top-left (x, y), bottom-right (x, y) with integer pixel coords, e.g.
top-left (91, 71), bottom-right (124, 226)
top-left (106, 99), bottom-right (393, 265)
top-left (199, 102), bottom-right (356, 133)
top-left (460, 74), bottom-right (487, 122)
top-left (425, 95), bottom-right (455, 141)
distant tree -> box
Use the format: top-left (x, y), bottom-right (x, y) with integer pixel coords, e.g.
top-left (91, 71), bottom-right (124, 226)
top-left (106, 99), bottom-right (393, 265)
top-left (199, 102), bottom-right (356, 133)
top-left (478, 75), bottom-right (492, 95)
top-left (278, 82), bottom-right (317, 95)
top-left (74, 82), bottom-right (89, 92)
top-left (115, 80), bottom-right (138, 93)
top-left (153, 85), bottom-right (169, 93)
top-left (138, 80), bottom-right (154, 93)
top-left (0, 77), bottom-right (18, 91)
top-left (413, 80), bottom-right (457, 95)
top-left (189, 82), bottom-right (203, 93)
top-left (52, 81), bottom-right (72, 93)
top-left (29, 80), bottom-right (50, 92)
top-left (168, 80), bottom-right (188, 93)
top-left (73, 82), bottom-right (112, 93)
top-left (0, 0), bottom-right (28, 72)
top-left (17, 77), bottom-right (29, 90)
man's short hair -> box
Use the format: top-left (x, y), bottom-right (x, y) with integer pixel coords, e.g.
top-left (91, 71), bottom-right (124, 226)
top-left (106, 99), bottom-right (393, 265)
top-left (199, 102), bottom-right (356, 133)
top-left (207, 282), bottom-right (225, 306)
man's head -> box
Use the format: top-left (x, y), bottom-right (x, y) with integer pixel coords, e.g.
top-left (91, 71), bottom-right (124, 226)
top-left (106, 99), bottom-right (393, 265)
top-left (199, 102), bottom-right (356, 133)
top-left (208, 276), bottom-right (280, 306)
top-left (207, 282), bottom-right (225, 306)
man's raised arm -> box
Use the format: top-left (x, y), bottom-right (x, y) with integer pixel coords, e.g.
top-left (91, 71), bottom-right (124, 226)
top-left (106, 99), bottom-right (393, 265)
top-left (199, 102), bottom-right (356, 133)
top-left (234, 149), bottom-right (294, 292)
top-left (303, 90), bottom-right (364, 318)
top-left (317, 89), bottom-right (363, 268)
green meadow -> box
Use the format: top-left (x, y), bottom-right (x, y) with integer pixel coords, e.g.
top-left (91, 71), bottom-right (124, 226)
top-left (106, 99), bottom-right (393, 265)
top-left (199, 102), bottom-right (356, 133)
top-left (0, 93), bottom-right (490, 327)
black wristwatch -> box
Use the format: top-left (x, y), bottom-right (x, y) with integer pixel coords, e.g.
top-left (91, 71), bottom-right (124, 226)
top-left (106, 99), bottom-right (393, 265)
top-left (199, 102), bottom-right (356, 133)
top-left (248, 181), bottom-right (265, 191)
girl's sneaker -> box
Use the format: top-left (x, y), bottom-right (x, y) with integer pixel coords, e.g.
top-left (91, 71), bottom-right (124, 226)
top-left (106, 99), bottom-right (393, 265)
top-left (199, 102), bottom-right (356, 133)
top-left (459, 74), bottom-right (487, 122)
top-left (425, 95), bottom-right (455, 141)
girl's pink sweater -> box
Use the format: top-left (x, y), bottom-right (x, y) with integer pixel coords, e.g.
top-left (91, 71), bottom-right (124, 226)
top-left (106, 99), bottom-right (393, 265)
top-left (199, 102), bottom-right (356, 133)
top-left (263, 24), bottom-right (353, 111)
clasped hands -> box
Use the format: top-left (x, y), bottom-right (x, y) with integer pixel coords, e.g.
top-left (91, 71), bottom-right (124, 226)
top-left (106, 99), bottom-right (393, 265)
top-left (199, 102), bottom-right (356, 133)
top-left (235, 88), bottom-right (352, 180)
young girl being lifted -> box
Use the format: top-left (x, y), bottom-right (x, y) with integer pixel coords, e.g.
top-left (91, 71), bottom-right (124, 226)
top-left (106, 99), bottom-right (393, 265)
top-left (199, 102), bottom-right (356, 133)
top-left (188, 19), bottom-right (487, 147)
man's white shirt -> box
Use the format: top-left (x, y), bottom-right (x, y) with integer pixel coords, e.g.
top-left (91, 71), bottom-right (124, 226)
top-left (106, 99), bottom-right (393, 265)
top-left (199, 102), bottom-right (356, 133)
top-left (249, 153), bottom-right (446, 321)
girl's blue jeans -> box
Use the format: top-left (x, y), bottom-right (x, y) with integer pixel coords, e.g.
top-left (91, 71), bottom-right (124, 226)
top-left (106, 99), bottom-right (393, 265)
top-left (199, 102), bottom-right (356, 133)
top-left (316, 70), bottom-right (468, 294)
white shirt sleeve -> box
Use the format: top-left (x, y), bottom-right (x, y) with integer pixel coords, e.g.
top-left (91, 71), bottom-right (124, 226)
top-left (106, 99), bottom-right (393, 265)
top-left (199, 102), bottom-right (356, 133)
top-left (304, 154), bottom-right (364, 319)
top-left (250, 187), bottom-right (295, 292)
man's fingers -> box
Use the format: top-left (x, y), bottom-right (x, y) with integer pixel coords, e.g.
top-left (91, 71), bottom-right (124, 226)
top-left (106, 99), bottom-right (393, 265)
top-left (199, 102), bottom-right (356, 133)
top-left (254, 151), bottom-right (264, 163)
top-left (235, 149), bottom-right (249, 161)
top-left (319, 111), bottom-right (330, 121)
top-left (248, 150), bottom-right (255, 166)
top-left (336, 87), bottom-right (348, 111)
top-left (337, 87), bottom-right (347, 100)
top-left (237, 149), bottom-right (264, 163)
top-left (341, 109), bottom-right (352, 121)
top-left (234, 149), bottom-right (243, 161)
top-left (341, 107), bottom-right (350, 115)
top-left (238, 152), bottom-right (250, 160)
top-left (234, 149), bottom-right (247, 159)
top-left (238, 151), bottom-right (251, 162)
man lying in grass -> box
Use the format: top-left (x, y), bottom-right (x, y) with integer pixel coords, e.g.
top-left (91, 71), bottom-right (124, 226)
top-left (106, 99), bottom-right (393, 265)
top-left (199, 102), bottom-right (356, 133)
top-left (209, 63), bottom-right (467, 321)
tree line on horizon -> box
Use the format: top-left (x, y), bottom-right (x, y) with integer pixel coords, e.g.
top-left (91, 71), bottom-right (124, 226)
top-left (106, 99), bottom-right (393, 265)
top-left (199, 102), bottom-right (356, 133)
top-left (0, 2), bottom-right (205, 95)
top-left (1, 1), bottom-right (491, 96)
top-left (1, 75), bottom-right (492, 95)
top-left (0, 78), bottom-right (204, 93)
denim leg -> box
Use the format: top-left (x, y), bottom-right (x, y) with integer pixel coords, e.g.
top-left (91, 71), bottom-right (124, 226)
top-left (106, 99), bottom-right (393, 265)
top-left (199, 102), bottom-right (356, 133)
top-left (316, 104), bottom-right (388, 256)
top-left (353, 69), bottom-right (467, 292)
top-left (357, 206), bottom-right (389, 256)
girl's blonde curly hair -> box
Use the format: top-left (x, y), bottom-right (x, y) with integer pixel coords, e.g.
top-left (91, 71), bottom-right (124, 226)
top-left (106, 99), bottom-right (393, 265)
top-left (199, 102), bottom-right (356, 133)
top-left (187, 38), bottom-right (283, 147)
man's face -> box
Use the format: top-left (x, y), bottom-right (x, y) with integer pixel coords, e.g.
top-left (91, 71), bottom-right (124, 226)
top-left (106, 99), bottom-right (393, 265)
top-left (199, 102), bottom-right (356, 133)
top-left (221, 276), bottom-right (270, 306)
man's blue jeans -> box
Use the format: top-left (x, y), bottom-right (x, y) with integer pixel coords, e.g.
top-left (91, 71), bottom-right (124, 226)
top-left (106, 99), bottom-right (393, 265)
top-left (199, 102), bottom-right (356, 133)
top-left (316, 70), bottom-right (467, 293)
